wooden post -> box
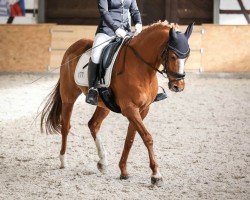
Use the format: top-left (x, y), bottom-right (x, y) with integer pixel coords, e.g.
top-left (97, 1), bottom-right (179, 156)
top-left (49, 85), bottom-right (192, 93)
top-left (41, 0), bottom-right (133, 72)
top-left (38, 0), bottom-right (45, 23)
top-left (213, 0), bottom-right (220, 24)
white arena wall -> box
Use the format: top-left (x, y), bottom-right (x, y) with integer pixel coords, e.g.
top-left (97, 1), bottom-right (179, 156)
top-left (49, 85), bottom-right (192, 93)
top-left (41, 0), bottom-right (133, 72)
top-left (219, 0), bottom-right (250, 24)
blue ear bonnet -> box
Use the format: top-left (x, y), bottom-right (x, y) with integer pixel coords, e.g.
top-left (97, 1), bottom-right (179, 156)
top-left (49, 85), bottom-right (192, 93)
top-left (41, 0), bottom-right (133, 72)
top-left (168, 32), bottom-right (190, 59)
top-left (168, 23), bottom-right (194, 59)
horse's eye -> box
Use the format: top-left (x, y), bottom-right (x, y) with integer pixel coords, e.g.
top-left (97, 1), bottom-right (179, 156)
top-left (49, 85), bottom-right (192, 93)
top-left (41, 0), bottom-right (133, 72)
top-left (171, 55), bottom-right (176, 60)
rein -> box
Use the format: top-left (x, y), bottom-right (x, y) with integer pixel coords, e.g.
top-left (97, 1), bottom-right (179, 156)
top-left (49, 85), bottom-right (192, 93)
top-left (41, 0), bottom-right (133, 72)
top-left (127, 45), bottom-right (167, 77)
top-left (127, 43), bottom-right (186, 81)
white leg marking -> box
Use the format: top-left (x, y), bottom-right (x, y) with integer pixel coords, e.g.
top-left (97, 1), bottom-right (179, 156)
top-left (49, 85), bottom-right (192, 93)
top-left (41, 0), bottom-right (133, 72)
top-left (152, 168), bottom-right (162, 179)
top-left (95, 134), bottom-right (108, 166)
top-left (178, 59), bottom-right (185, 74)
top-left (59, 154), bottom-right (67, 169)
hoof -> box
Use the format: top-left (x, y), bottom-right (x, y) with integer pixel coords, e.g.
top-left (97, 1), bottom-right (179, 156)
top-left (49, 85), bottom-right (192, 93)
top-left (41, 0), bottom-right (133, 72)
top-left (59, 154), bottom-right (67, 169)
top-left (60, 165), bottom-right (66, 169)
top-left (120, 174), bottom-right (129, 180)
top-left (97, 162), bottom-right (107, 173)
top-left (151, 177), bottom-right (164, 187)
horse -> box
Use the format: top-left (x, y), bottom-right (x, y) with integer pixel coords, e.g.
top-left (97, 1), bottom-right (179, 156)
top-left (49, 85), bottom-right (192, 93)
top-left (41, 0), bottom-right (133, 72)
top-left (40, 21), bottom-right (194, 186)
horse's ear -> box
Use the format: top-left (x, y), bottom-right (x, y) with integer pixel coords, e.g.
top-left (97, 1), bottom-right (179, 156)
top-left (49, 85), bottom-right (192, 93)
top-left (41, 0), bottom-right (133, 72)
top-left (170, 28), bottom-right (177, 39)
top-left (185, 22), bottom-right (195, 39)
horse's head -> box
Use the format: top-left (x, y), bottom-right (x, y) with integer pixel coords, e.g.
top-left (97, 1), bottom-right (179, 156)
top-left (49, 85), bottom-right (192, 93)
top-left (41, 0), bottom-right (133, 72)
top-left (162, 23), bottom-right (194, 92)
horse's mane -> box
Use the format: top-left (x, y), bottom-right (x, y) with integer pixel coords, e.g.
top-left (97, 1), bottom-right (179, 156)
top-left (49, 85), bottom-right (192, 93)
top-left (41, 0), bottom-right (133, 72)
top-left (135, 20), bottom-right (179, 39)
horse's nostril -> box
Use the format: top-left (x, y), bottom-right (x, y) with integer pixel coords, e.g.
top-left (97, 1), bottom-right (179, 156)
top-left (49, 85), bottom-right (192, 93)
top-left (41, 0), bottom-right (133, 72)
top-left (173, 85), bottom-right (179, 91)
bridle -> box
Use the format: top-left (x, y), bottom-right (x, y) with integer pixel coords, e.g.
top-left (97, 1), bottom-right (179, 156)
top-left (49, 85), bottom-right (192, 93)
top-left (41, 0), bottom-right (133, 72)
top-left (127, 42), bottom-right (189, 82)
top-left (161, 46), bottom-right (188, 81)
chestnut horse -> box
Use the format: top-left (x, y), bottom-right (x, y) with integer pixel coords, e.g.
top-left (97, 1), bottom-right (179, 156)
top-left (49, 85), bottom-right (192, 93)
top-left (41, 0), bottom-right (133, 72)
top-left (41, 21), bottom-right (193, 186)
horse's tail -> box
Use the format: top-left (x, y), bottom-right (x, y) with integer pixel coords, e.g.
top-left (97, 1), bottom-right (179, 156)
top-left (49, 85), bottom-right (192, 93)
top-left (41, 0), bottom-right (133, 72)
top-left (40, 80), bottom-right (62, 134)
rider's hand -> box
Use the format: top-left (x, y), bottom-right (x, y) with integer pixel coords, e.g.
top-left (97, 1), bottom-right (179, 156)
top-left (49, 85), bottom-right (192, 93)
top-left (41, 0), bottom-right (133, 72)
top-left (134, 24), bottom-right (142, 36)
top-left (115, 28), bottom-right (127, 38)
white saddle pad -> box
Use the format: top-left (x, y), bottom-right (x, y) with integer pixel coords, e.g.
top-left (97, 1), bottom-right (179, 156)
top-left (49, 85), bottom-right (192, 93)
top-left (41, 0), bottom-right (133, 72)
top-left (74, 38), bottom-right (127, 88)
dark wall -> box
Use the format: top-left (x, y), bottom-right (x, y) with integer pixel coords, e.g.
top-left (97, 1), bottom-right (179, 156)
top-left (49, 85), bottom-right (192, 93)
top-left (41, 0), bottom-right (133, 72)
top-left (137, 0), bottom-right (166, 24)
top-left (45, 0), bottom-right (213, 25)
top-left (142, 0), bottom-right (213, 25)
top-left (173, 0), bottom-right (214, 24)
top-left (45, 0), bottom-right (99, 24)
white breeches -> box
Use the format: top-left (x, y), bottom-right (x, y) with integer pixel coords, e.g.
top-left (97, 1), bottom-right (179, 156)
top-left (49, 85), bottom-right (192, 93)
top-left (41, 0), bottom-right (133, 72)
top-left (91, 33), bottom-right (113, 64)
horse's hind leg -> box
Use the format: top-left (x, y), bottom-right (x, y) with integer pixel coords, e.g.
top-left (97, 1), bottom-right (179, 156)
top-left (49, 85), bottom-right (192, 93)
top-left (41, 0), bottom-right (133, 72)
top-left (59, 102), bottom-right (75, 168)
top-left (88, 106), bottom-right (110, 173)
top-left (119, 108), bottom-right (149, 179)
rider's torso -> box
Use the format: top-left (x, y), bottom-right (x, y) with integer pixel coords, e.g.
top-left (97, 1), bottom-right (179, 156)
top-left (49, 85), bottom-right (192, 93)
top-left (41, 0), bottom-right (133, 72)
top-left (97, 0), bottom-right (133, 36)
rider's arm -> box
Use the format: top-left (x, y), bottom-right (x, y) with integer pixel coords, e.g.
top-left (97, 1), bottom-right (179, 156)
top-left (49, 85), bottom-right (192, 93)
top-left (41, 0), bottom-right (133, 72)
top-left (129, 0), bottom-right (142, 25)
top-left (98, 0), bottom-right (119, 32)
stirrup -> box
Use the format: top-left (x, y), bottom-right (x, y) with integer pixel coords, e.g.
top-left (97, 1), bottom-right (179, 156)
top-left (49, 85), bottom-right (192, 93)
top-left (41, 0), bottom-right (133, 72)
top-left (88, 87), bottom-right (98, 92)
top-left (86, 88), bottom-right (98, 105)
top-left (154, 87), bottom-right (168, 102)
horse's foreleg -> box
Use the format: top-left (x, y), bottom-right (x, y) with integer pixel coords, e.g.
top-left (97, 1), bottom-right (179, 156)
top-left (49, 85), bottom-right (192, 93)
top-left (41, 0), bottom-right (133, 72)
top-left (59, 103), bottom-right (74, 168)
top-left (119, 108), bottom-right (149, 179)
top-left (88, 106), bottom-right (110, 173)
top-left (123, 107), bottom-right (163, 186)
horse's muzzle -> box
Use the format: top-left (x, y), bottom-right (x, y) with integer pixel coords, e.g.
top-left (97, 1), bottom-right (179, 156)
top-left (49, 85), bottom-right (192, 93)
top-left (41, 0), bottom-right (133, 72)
top-left (168, 81), bottom-right (185, 92)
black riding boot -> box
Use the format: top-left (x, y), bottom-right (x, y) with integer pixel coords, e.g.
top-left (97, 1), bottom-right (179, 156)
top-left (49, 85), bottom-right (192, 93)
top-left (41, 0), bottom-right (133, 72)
top-left (86, 59), bottom-right (99, 105)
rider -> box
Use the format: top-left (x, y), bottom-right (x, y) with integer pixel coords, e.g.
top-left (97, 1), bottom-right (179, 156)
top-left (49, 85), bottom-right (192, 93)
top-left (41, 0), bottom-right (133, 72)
top-left (86, 0), bottom-right (143, 105)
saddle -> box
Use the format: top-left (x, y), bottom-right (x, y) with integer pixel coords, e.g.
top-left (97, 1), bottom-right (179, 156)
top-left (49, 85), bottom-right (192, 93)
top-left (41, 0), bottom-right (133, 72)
top-left (97, 37), bottom-right (123, 113)
top-left (98, 37), bottom-right (123, 84)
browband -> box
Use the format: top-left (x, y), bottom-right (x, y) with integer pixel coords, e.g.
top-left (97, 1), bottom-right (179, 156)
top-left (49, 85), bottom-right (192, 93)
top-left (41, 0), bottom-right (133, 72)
top-left (168, 44), bottom-right (190, 59)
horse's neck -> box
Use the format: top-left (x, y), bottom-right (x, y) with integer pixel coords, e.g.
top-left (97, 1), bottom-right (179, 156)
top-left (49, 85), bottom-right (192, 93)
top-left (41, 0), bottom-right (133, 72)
top-left (131, 29), bottom-right (168, 71)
